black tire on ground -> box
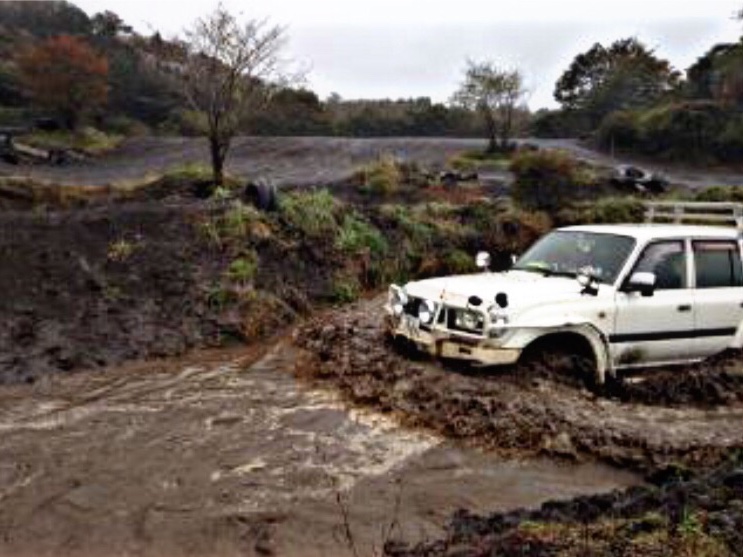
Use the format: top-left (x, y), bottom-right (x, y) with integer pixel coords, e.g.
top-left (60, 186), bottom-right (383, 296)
top-left (1, 152), bottom-right (19, 165)
top-left (646, 179), bottom-right (667, 194)
top-left (243, 180), bottom-right (278, 211)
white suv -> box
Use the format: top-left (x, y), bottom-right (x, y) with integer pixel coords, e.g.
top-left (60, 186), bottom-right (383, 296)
top-left (385, 202), bottom-right (743, 383)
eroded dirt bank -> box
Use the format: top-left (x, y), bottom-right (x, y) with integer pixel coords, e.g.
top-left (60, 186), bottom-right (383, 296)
top-left (0, 344), bottom-right (638, 557)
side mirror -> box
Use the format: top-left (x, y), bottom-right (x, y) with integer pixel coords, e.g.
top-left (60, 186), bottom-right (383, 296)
top-left (475, 251), bottom-right (491, 271)
top-left (624, 272), bottom-right (656, 297)
top-left (577, 271), bottom-right (599, 296)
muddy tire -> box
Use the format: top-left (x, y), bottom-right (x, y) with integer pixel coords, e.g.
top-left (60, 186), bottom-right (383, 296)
top-left (519, 342), bottom-right (596, 388)
top-left (243, 180), bottom-right (278, 212)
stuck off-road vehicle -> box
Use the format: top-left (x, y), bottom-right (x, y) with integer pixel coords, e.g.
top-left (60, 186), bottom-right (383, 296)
top-left (386, 202), bottom-right (743, 384)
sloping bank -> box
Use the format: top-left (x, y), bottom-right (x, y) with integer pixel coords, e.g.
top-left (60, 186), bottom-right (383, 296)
top-left (0, 178), bottom-right (544, 384)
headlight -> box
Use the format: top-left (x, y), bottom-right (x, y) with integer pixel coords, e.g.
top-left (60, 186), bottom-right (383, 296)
top-left (389, 285), bottom-right (408, 317)
top-left (452, 308), bottom-right (484, 332)
top-left (418, 299), bottom-right (437, 324)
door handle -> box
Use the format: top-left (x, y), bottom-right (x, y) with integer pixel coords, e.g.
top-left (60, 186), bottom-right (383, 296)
top-left (677, 304), bottom-right (692, 312)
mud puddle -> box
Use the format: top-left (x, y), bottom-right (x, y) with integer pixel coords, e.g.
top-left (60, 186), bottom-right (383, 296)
top-left (0, 343), bottom-right (638, 557)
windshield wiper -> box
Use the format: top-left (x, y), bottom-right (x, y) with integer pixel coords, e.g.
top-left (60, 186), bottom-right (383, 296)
top-left (512, 266), bottom-right (576, 278)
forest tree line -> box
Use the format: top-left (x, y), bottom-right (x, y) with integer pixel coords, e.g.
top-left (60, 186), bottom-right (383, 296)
top-left (0, 0), bottom-right (741, 164)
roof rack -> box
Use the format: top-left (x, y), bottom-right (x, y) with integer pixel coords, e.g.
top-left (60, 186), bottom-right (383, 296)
top-left (644, 201), bottom-right (743, 233)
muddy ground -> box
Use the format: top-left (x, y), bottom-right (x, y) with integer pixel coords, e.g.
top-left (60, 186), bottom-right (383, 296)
top-left (1, 137), bottom-right (742, 556)
top-left (0, 136), bottom-right (740, 189)
top-left (0, 344), bottom-right (639, 557)
top-left (294, 296), bottom-right (743, 474)
top-left (294, 297), bottom-right (743, 555)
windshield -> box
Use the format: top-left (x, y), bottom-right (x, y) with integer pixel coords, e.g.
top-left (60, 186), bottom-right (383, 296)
top-left (512, 230), bottom-right (636, 284)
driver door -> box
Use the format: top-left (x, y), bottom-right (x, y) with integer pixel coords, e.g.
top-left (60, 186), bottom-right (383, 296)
top-left (612, 240), bottom-right (694, 367)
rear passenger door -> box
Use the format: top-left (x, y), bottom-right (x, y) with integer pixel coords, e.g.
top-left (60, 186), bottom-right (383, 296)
top-left (690, 240), bottom-right (743, 359)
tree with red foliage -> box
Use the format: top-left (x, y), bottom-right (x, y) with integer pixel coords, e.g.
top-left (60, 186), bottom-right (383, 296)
top-left (18, 35), bottom-right (108, 129)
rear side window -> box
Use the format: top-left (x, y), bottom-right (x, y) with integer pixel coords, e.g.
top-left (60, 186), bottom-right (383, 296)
top-left (693, 241), bottom-right (743, 288)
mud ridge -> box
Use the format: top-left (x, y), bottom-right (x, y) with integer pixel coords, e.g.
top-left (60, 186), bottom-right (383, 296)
top-left (386, 452), bottom-right (743, 556)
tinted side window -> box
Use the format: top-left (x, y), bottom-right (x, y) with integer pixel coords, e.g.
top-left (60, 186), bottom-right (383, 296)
top-left (632, 241), bottom-right (686, 290)
top-left (694, 241), bottom-right (743, 288)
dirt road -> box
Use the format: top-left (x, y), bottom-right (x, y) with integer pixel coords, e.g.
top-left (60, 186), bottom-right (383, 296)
top-left (0, 137), bottom-right (485, 188)
top-left (0, 343), bottom-right (639, 557)
top-left (0, 136), bottom-right (739, 189)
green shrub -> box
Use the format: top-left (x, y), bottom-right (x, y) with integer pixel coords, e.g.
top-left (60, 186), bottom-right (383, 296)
top-left (358, 155), bottom-right (403, 195)
top-left (510, 150), bottom-right (591, 211)
top-left (280, 189), bottom-right (340, 238)
top-left (693, 186), bottom-right (743, 203)
top-left (21, 127), bottom-right (123, 154)
top-left (336, 214), bottom-right (388, 257)
top-left (164, 162), bottom-right (213, 182)
top-left (638, 101), bottom-right (727, 159)
top-left (445, 249), bottom-right (475, 274)
top-left (560, 197), bottom-right (645, 225)
top-left (223, 202), bottom-right (259, 238)
top-left (226, 252), bottom-right (258, 285)
top-left (596, 110), bottom-right (641, 151)
top-left (717, 115), bottom-right (743, 161)
top-left (160, 109), bottom-right (207, 136)
top-left (103, 115), bottom-right (150, 136)
top-left (332, 274), bottom-right (361, 303)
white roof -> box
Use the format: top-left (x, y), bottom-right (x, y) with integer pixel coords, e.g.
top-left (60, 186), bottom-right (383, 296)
top-left (560, 223), bottom-right (740, 242)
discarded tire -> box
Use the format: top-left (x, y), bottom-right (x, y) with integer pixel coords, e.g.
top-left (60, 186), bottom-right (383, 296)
top-left (242, 180), bottom-right (278, 212)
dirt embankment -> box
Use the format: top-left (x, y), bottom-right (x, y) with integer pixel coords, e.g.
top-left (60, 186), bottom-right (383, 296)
top-left (0, 196), bottom-right (339, 384)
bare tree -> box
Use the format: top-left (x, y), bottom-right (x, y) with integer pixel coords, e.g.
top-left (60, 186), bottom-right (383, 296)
top-left (452, 60), bottom-right (527, 153)
top-left (182, 4), bottom-right (287, 186)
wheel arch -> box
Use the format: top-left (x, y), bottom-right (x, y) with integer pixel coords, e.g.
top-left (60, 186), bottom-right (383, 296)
top-left (517, 325), bottom-right (612, 383)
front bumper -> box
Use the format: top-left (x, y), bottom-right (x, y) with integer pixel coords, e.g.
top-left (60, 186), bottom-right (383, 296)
top-left (385, 314), bottom-right (521, 366)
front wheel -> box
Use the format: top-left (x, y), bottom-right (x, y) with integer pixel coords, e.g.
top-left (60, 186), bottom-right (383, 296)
top-left (519, 343), bottom-right (597, 388)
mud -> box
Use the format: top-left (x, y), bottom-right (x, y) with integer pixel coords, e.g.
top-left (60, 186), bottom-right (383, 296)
top-left (0, 344), bottom-right (639, 557)
top-left (389, 453), bottom-right (743, 556)
top-left (294, 296), bottom-right (743, 474)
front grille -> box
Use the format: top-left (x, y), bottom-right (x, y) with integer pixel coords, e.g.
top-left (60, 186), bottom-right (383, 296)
top-left (403, 297), bottom-right (421, 318)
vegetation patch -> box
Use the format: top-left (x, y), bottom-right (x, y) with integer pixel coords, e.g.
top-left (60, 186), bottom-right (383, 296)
top-left (20, 127), bottom-right (123, 156)
top-left (510, 149), bottom-right (597, 211)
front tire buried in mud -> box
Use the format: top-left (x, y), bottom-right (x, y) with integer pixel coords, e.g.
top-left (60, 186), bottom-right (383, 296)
top-left (519, 339), bottom-right (597, 389)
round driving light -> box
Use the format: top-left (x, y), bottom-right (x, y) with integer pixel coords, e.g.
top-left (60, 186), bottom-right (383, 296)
top-left (418, 299), bottom-right (436, 324)
top-left (475, 251), bottom-right (491, 270)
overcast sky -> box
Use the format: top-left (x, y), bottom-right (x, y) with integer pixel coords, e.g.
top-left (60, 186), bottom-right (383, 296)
top-left (73, 0), bottom-right (743, 109)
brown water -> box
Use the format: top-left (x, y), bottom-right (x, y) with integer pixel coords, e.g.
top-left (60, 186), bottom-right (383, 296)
top-left (0, 343), bottom-right (640, 557)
